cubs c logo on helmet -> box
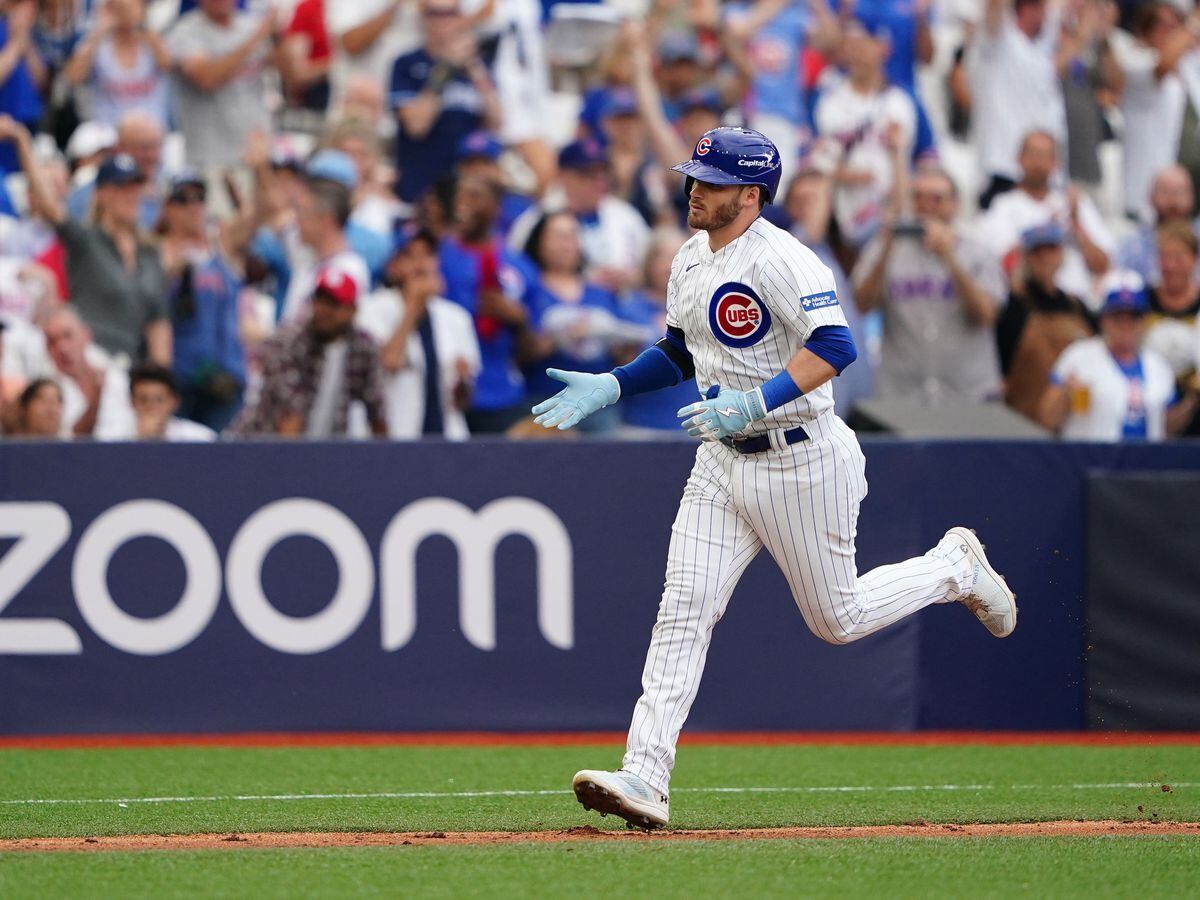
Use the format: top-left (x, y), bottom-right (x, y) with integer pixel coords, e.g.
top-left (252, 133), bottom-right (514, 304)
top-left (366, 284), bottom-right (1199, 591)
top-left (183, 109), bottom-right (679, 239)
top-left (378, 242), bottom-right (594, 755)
top-left (708, 281), bottom-right (771, 348)
top-left (695, 137), bottom-right (712, 156)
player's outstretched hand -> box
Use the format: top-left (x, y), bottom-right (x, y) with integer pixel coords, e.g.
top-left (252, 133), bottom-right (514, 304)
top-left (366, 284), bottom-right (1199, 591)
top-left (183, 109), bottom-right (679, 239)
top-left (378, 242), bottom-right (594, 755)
top-left (678, 387), bottom-right (765, 441)
top-left (532, 368), bottom-right (620, 430)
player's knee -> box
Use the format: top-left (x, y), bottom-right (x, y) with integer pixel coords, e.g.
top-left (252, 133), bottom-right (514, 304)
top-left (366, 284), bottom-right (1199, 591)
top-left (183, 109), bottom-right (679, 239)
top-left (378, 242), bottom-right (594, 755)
top-left (816, 621), bottom-right (867, 646)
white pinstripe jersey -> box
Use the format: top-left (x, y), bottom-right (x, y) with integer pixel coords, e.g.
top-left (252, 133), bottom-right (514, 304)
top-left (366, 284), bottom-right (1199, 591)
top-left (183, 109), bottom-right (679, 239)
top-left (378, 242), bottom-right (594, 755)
top-left (666, 216), bottom-right (849, 435)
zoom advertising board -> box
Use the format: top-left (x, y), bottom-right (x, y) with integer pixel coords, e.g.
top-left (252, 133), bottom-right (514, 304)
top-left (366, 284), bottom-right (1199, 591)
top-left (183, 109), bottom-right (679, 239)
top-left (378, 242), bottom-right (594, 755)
top-left (4, 439), bottom-right (1176, 734)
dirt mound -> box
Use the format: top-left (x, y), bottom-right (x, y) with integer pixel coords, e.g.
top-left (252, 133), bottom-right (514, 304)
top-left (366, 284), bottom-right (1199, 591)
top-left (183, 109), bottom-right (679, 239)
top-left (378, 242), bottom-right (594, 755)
top-left (5, 820), bottom-right (1198, 853)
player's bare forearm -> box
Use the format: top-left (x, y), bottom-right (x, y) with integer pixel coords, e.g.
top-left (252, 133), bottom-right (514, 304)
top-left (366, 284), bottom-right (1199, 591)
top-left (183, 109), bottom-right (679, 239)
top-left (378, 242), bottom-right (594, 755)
top-left (784, 348), bottom-right (838, 394)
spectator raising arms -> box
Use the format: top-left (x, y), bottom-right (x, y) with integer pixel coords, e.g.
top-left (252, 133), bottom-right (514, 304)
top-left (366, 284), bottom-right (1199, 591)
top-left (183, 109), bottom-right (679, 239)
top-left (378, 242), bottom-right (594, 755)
top-left (64, 0), bottom-right (171, 129)
top-left (6, 117), bottom-right (170, 367)
top-left (39, 305), bottom-right (135, 439)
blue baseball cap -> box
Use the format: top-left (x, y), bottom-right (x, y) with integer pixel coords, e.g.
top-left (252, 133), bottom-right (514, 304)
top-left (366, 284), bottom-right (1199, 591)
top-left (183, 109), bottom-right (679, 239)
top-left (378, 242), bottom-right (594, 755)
top-left (95, 153), bottom-right (145, 187)
top-left (600, 89), bottom-right (638, 119)
top-left (167, 168), bottom-right (206, 201)
top-left (659, 32), bottom-right (700, 64)
top-left (847, 14), bottom-right (893, 42)
top-left (457, 130), bottom-right (504, 162)
top-left (306, 149), bottom-right (358, 190)
top-left (1099, 270), bottom-right (1150, 316)
top-left (558, 139), bottom-right (607, 171)
top-left (1021, 222), bottom-right (1065, 250)
top-left (679, 88), bottom-right (723, 115)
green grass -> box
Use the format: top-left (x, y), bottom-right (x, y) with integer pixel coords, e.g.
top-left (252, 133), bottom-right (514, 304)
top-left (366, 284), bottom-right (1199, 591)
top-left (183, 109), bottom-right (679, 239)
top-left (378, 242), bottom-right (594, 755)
top-left (0, 744), bottom-right (1196, 838)
top-left (2, 837), bottom-right (1199, 899)
top-left (2, 743), bottom-right (1198, 897)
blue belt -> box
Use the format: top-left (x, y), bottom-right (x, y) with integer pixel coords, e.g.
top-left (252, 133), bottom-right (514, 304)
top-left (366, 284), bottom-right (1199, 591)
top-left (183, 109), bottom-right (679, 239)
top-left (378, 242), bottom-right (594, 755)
top-left (720, 425), bottom-right (809, 455)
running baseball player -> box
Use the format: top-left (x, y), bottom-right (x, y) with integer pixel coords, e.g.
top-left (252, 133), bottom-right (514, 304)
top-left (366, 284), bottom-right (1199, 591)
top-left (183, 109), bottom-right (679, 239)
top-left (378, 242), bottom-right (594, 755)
top-left (531, 127), bottom-right (1017, 830)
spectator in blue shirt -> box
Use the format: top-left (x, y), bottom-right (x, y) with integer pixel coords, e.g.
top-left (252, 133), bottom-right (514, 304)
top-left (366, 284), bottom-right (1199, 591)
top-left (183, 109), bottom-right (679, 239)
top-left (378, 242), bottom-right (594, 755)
top-left (521, 209), bottom-right (649, 432)
top-left (158, 170), bottom-right (248, 432)
top-left (0, 0), bottom-right (44, 175)
top-left (390, 0), bottom-right (502, 204)
top-left (439, 174), bottom-right (537, 433)
top-left (455, 130), bottom-right (534, 235)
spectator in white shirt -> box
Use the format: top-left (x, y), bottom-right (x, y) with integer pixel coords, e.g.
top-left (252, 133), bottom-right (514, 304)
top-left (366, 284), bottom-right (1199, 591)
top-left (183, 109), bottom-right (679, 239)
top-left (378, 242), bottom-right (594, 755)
top-left (970, 0), bottom-right (1067, 209)
top-left (977, 130), bottom-right (1113, 306)
top-left (326, 0), bottom-right (417, 112)
top-left (1111, 2), bottom-right (1197, 224)
top-left (122, 362), bottom-right (217, 441)
top-left (815, 17), bottom-right (916, 248)
top-left (357, 230), bottom-right (480, 439)
top-left (40, 305), bottom-right (134, 439)
top-left (1039, 270), bottom-right (1194, 440)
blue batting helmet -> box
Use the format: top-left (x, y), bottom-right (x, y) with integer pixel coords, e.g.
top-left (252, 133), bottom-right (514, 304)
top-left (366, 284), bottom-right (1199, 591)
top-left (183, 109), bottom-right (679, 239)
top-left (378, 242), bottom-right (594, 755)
top-left (671, 127), bottom-right (783, 204)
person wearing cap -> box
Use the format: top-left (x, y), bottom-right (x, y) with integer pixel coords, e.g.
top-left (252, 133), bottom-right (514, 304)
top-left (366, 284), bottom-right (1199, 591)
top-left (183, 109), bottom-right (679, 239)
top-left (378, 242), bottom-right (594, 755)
top-left (597, 89), bottom-right (667, 227)
top-left (232, 267), bottom-right (387, 438)
top-left (852, 166), bottom-right (1003, 405)
top-left (63, 0), bottom-right (171, 129)
top-left (814, 17), bottom-right (917, 248)
top-left (508, 139), bottom-right (650, 292)
top-left (3, 117), bottom-right (170, 366)
top-left (389, 0), bottom-right (502, 204)
top-left (997, 222), bottom-right (1095, 420)
top-left (1038, 270), bottom-right (1192, 440)
top-left (274, 149), bottom-right (372, 326)
top-left (357, 229), bottom-right (480, 439)
top-left (167, 0), bottom-right (277, 170)
top-left (66, 111), bottom-right (165, 231)
top-left (654, 33), bottom-right (707, 121)
top-left (454, 130), bottom-right (533, 234)
top-left (158, 168), bottom-right (249, 432)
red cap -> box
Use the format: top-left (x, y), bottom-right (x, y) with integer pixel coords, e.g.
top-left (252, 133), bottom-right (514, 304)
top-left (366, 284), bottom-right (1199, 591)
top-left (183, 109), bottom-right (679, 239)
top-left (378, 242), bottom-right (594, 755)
top-left (313, 268), bottom-right (358, 307)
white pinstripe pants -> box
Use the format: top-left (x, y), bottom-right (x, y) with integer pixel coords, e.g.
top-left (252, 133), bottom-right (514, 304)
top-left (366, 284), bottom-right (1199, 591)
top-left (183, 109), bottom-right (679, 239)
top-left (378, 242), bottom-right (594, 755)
top-left (623, 414), bottom-right (970, 794)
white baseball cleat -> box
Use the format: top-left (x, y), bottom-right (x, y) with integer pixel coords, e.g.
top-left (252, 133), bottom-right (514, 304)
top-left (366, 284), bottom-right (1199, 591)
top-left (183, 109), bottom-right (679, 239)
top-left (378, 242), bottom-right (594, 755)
top-left (572, 769), bottom-right (669, 830)
top-left (945, 527), bottom-right (1017, 638)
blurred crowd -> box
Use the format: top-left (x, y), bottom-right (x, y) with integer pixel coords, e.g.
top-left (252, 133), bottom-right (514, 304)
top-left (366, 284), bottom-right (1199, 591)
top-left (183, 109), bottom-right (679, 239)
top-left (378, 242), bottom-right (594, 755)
top-left (0, 0), bottom-right (1199, 443)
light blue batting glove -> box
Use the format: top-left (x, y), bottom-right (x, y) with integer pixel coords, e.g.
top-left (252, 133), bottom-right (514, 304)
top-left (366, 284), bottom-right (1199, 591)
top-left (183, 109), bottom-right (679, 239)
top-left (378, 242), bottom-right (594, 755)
top-left (677, 386), bottom-right (767, 441)
top-left (531, 368), bottom-right (621, 430)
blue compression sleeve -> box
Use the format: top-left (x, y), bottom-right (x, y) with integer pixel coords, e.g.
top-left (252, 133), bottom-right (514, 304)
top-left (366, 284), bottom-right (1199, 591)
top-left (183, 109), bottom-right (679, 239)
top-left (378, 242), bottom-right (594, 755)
top-left (759, 369), bottom-right (803, 412)
top-left (612, 327), bottom-right (695, 397)
top-left (804, 325), bottom-right (858, 374)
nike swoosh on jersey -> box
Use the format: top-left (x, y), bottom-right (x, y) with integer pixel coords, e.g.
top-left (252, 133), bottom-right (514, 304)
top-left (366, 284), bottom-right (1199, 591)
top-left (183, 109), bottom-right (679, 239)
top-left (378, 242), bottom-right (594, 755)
top-left (685, 262), bottom-right (700, 272)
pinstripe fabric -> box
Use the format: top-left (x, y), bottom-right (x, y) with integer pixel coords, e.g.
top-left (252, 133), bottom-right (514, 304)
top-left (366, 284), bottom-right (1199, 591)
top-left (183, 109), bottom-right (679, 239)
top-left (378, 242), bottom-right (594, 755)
top-left (622, 218), bottom-right (974, 796)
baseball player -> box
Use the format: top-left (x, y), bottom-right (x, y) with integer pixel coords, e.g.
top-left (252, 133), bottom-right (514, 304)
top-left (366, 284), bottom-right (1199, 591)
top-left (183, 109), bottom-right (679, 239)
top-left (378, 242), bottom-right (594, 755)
top-left (532, 127), bottom-right (1017, 830)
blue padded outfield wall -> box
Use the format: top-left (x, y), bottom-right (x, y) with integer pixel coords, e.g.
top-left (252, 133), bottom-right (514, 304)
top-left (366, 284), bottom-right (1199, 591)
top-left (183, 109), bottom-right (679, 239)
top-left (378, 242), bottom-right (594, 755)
top-left (1, 440), bottom-right (1198, 735)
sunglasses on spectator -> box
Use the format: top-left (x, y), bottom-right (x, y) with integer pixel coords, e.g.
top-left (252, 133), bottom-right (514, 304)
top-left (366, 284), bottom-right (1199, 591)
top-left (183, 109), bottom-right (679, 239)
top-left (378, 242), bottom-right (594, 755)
top-left (168, 190), bottom-right (206, 205)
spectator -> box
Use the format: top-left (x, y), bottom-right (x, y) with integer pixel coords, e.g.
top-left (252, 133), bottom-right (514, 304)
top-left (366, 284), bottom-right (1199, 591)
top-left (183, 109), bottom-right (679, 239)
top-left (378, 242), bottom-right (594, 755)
top-left (510, 139), bottom-right (650, 292)
top-left (976, 130), bottom-right (1114, 305)
top-left (616, 227), bottom-right (697, 434)
top-left (1111, 1), bottom-right (1196, 224)
top-left (0, 0), bottom-right (44, 175)
top-left (232, 268), bottom-right (387, 438)
top-left (123, 362), bottom-right (217, 441)
top-left (814, 18), bottom-right (916, 248)
top-left (970, 0), bottom-right (1067, 209)
top-left (454, 130), bottom-right (534, 235)
top-left (390, 0), bottom-right (502, 204)
top-left (782, 151), bottom-right (875, 414)
top-left (597, 89), bottom-right (668, 227)
top-left (440, 174), bottom-right (537, 433)
top-left (159, 170), bottom-right (248, 432)
top-left (521, 210), bottom-right (646, 433)
top-left (8, 120), bottom-right (171, 365)
top-left (0, 251), bottom-right (58, 324)
top-left (357, 230), bottom-right (480, 439)
top-left (1116, 165), bottom-right (1200, 284)
top-left (14, 376), bottom-right (62, 437)
top-left (67, 110), bottom-right (165, 230)
top-left (324, 117), bottom-right (404, 242)
top-left (653, 33), bottom-right (708, 121)
top-left (275, 155), bottom-right (371, 325)
top-left (1143, 221), bottom-right (1200, 389)
top-left (279, 0), bottom-right (331, 112)
top-left (64, 0), bottom-right (171, 129)
top-left (327, 0), bottom-right (416, 111)
top-left (40, 305), bottom-right (135, 438)
top-left (853, 166), bottom-right (1004, 405)
top-left (168, 0), bottom-right (277, 171)
top-left (1058, 0), bottom-right (1121, 191)
top-left (1038, 270), bottom-right (1193, 440)
top-left (996, 223), bottom-right (1095, 420)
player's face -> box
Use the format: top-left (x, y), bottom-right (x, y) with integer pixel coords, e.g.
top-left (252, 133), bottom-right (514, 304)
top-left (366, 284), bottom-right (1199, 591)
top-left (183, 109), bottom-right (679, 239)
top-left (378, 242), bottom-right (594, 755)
top-left (687, 181), bottom-right (750, 232)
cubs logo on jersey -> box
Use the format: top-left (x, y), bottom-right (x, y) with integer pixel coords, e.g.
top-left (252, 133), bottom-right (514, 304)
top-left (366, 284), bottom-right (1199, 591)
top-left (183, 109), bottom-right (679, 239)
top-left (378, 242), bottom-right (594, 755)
top-left (708, 281), bottom-right (772, 348)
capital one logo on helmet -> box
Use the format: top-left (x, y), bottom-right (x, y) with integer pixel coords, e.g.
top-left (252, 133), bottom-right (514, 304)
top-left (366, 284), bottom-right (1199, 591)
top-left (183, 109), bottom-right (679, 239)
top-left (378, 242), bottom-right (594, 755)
top-left (695, 137), bottom-right (712, 156)
top-left (708, 282), bottom-right (772, 348)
